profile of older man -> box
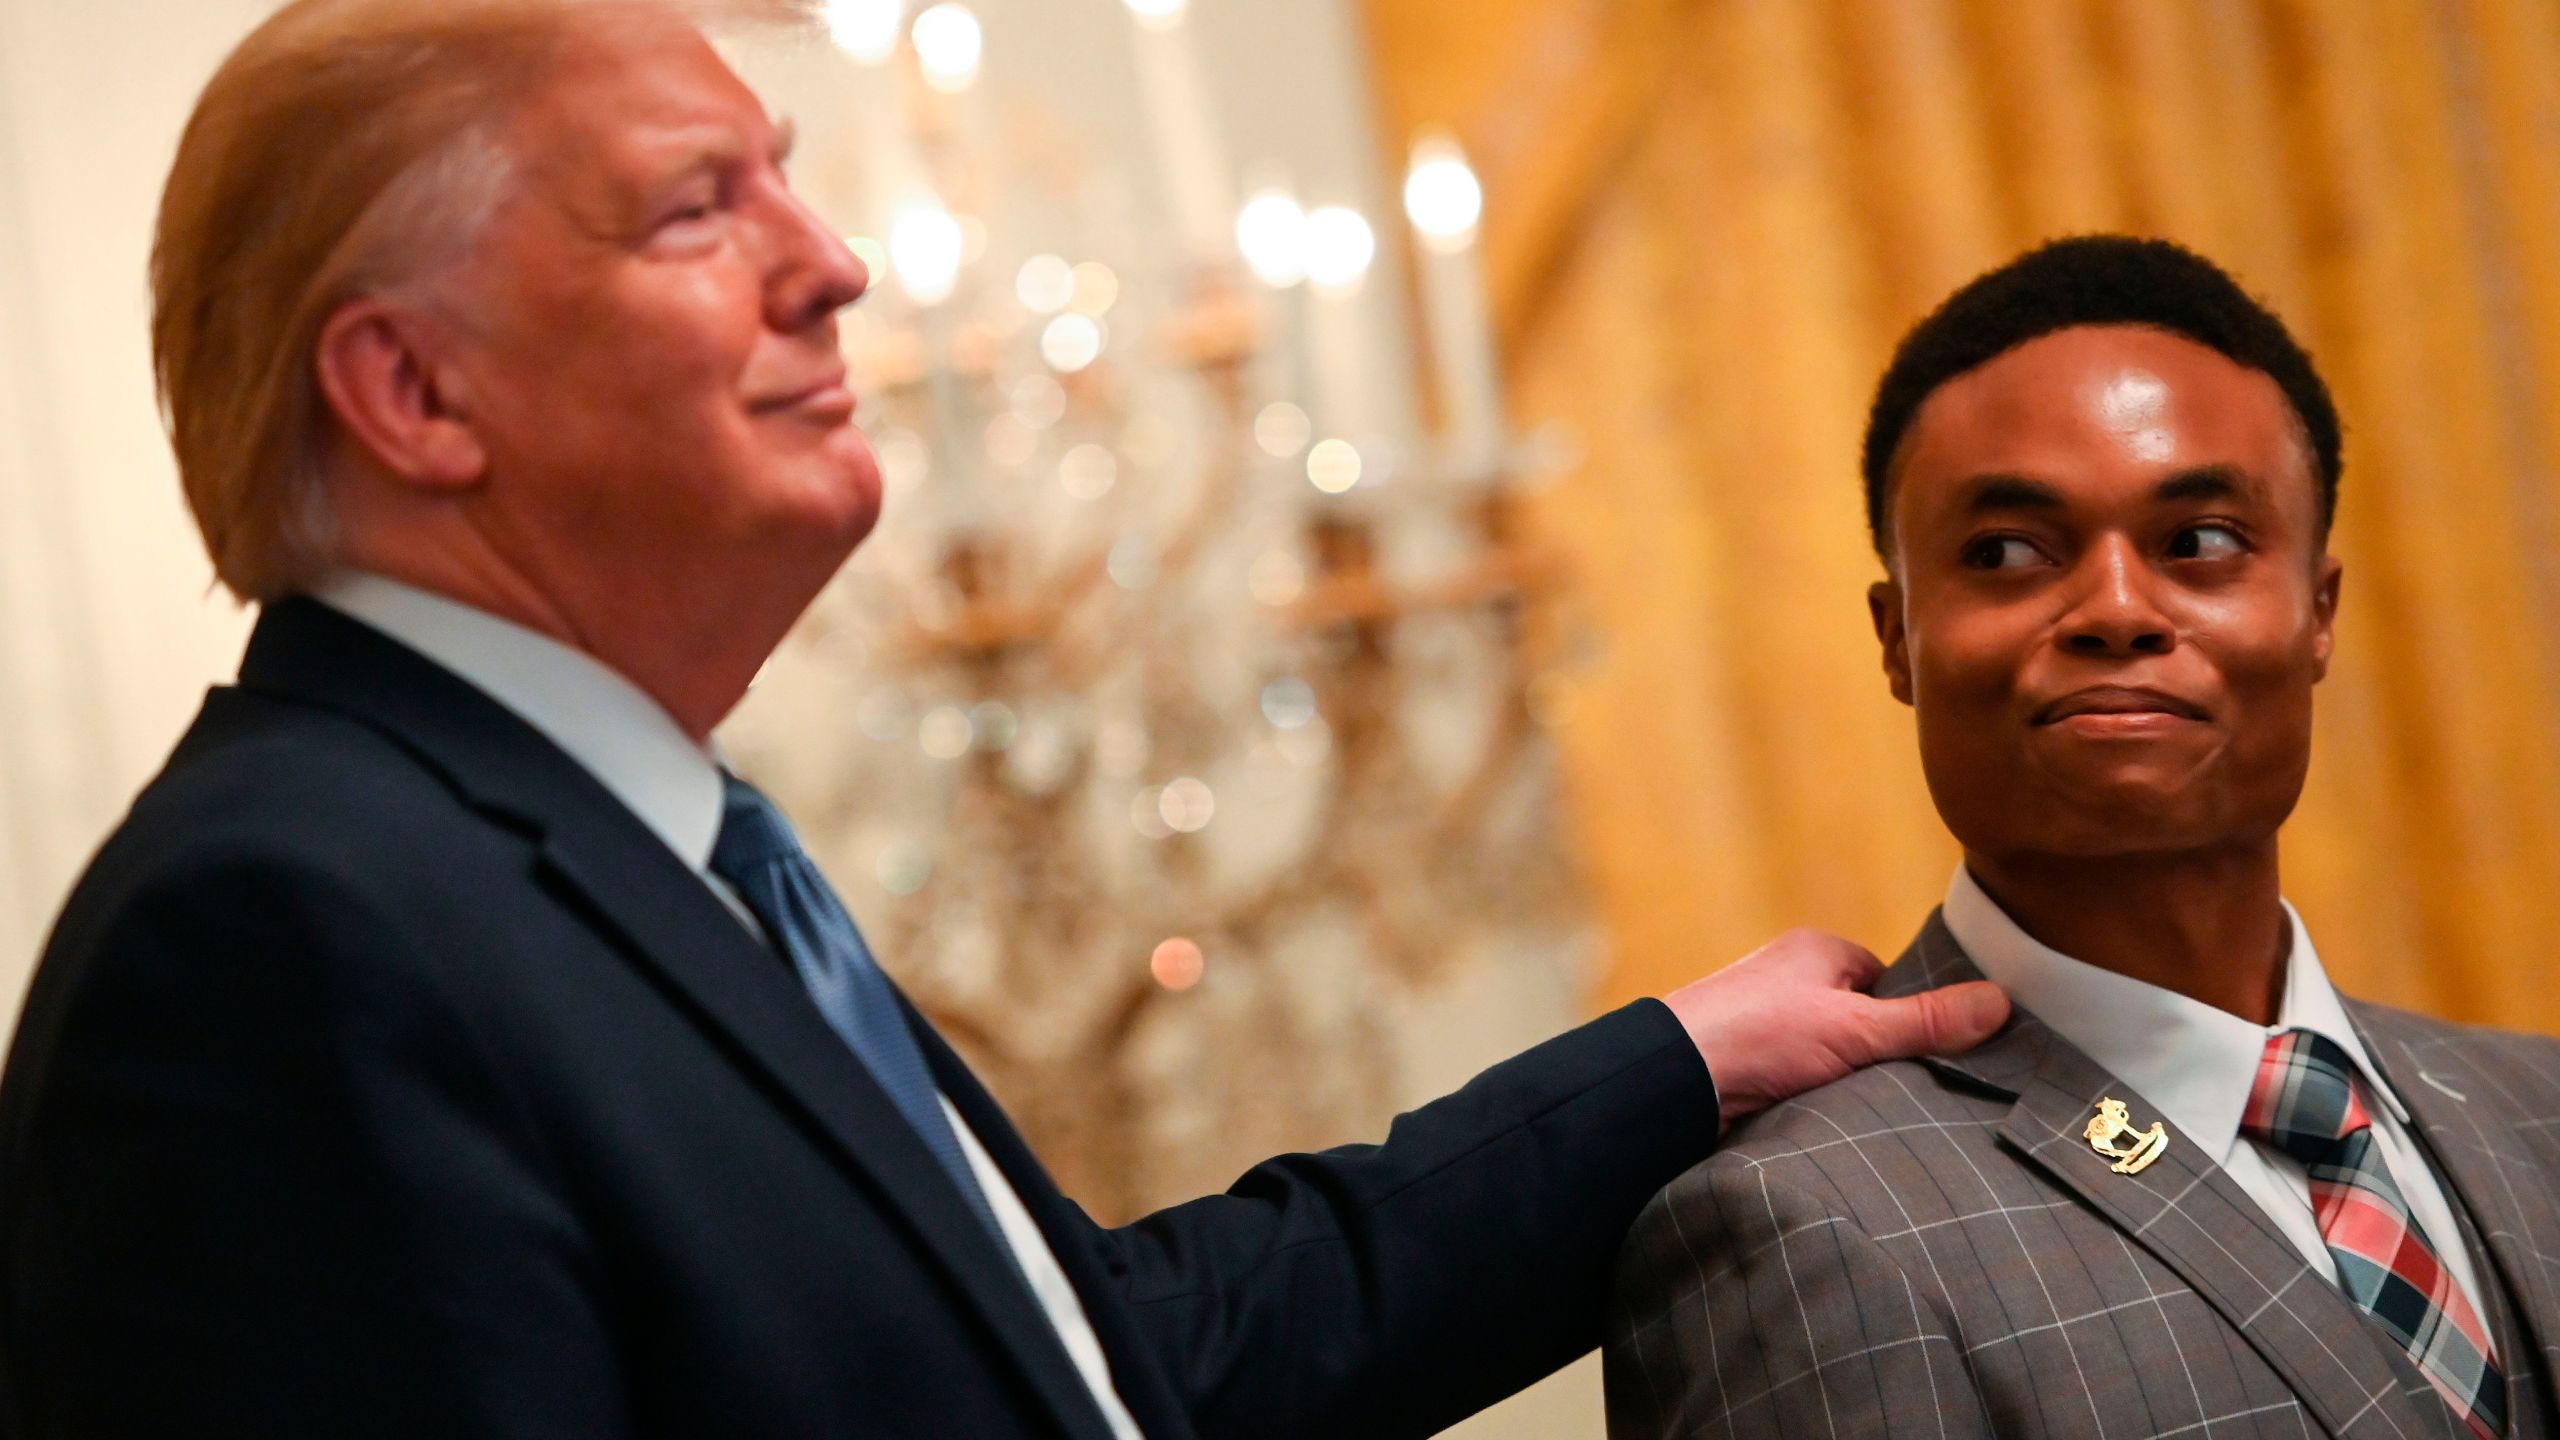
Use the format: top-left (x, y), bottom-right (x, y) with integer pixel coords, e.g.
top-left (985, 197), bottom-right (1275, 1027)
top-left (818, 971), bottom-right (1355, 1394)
top-left (0, 2), bottom-right (2005, 1436)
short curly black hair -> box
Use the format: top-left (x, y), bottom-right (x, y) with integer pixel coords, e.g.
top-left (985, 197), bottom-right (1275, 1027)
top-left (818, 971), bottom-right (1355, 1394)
top-left (1861, 235), bottom-right (2341, 559)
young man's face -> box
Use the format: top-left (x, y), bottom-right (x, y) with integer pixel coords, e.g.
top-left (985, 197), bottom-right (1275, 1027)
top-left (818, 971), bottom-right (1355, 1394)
top-left (1871, 323), bottom-right (2342, 865)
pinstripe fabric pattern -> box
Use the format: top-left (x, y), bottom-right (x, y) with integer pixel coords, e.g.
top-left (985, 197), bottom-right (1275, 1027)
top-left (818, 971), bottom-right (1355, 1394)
top-left (1605, 915), bottom-right (2560, 1440)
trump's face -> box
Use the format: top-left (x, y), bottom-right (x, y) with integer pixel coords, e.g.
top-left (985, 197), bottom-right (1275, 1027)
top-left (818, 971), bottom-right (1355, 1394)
top-left (440, 12), bottom-right (879, 604)
top-left (1871, 324), bottom-right (2342, 865)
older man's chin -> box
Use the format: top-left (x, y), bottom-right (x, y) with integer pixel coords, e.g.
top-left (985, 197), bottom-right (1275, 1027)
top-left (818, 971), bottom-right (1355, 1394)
top-left (797, 431), bottom-right (888, 552)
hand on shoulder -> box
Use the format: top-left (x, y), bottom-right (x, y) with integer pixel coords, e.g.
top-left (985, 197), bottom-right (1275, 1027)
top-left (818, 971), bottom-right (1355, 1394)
top-left (1662, 929), bottom-right (2009, 1123)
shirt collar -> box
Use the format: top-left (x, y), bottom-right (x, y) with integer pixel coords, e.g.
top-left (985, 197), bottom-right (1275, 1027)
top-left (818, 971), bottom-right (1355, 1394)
top-left (305, 572), bottom-right (726, 872)
top-left (1941, 865), bottom-right (2407, 1154)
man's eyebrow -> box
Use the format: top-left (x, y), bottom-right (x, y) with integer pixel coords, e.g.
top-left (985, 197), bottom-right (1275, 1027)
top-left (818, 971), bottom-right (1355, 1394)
top-left (1960, 474), bottom-right (2067, 514)
top-left (2153, 465), bottom-right (2254, 504)
top-left (638, 126), bottom-right (752, 181)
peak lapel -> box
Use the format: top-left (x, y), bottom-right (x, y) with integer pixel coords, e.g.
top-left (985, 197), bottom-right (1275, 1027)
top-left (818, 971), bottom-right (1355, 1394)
top-left (1893, 919), bottom-right (2447, 1440)
top-left (239, 600), bottom-right (1119, 1440)
top-left (2352, 1004), bottom-right (2560, 1423)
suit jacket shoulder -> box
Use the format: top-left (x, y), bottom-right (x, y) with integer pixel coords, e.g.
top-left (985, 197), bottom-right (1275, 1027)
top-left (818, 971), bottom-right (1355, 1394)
top-left (1605, 913), bottom-right (2542, 1440)
top-left (2351, 994), bottom-right (2560, 1084)
top-left (1607, 1049), bottom-right (2007, 1440)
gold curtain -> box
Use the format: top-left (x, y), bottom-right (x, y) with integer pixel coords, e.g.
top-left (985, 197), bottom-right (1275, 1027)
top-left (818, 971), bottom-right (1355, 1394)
top-left (1360, 0), bottom-right (2560, 1029)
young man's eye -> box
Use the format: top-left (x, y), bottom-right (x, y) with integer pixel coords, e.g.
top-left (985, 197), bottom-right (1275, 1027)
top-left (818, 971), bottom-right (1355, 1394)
top-left (2168, 523), bottom-right (2245, 560)
top-left (1960, 535), bottom-right (2043, 570)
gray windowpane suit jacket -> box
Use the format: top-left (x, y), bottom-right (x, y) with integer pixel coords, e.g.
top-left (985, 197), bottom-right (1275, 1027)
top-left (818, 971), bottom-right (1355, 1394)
top-left (1606, 914), bottom-right (2560, 1440)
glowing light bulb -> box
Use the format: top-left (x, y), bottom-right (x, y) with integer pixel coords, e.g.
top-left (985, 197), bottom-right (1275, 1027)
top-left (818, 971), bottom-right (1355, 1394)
top-left (917, 704), bottom-right (973, 758)
top-left (1040, 313), bottom-right (1104, 372)
top-left (1254, 401), bottom-right (1311, 457)
top-left (1068, 261), bottom-right (1120, 316)
top-left (1150, 937), bottom-right (1205, 990)
top-left (1124, 0), bottom-right (1187, 31)
top-left (1158, 777), bottom-right (1215, 833)
top-left (1306, 438), bottom-right (1362, 493)
top-left (825, 0), bottom-right (903, 63)
top-left (1301, 205), bottom-right (1376, 290)
top-left (1015, 253), bottom-right (1075, 314)
top-left (911, 3), bottom-right (982, 92)
top-left (1403, 134), bottom-right (1483, 251)
top-left (889, 201), bottom-right (964, 305)
top-left (1235, 188), bottom-right (1307, 289)
top-left (1059, 444), bottom-right (1118, 500)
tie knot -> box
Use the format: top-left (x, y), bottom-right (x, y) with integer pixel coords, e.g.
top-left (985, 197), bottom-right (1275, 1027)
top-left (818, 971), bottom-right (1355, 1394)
top-left (2242, 1027), bottom-right (2373, 1162)
top-left (710, 773), bottom-right (805, 882)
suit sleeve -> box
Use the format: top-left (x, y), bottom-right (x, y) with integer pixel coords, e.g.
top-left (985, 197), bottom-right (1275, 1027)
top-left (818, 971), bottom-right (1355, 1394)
top-left (0, 849), bottom-right (627, 1440)
top-left (1098, 999), bottom-right (1719, 1439)
top-left (1602, 1158), bottom-right (1990, 1440)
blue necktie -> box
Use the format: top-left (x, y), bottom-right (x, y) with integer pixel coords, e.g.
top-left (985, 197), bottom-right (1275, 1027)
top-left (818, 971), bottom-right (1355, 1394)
top-left (710, 774), bottom-right (1009, 1248)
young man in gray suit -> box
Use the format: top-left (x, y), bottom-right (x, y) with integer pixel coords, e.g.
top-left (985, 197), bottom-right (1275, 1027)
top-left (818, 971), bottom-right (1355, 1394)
top-left (1606, 237), bottom-right (2560, 1440)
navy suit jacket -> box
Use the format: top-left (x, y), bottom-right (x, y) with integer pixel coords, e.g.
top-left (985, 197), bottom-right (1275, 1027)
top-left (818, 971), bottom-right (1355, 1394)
top-left (0, 598), bottom-right (1719, 1439)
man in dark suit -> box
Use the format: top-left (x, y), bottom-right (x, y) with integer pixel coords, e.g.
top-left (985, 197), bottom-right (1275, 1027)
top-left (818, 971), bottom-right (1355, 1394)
top-left (0, 3), bottom-right (2009, 1436)
top-left (1606, 237), bottom-right (2560, 1439)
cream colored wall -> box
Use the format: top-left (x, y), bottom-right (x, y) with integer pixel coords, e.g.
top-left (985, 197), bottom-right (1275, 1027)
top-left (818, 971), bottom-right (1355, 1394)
top-left (0, 0), bottom-right (268, 1025)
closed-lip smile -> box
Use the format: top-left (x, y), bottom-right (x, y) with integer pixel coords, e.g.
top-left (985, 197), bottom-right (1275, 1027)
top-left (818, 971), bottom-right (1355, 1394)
top-left (752, 369), bottom-right (854, 415)
top-left (2033, 685), bottom-right (2209, 725)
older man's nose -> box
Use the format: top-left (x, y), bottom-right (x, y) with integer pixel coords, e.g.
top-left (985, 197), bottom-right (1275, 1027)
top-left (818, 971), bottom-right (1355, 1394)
top-left (767, 192), bottom-right (868, 331)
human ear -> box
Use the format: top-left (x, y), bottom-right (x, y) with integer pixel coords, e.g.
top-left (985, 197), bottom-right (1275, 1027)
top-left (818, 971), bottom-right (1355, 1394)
top-left (313, 298), bottom-right (487, 491)
top-left (1869, 579), bottom-right (1914, 706)
top-left (2309, 554), bottom-right (2343, 682)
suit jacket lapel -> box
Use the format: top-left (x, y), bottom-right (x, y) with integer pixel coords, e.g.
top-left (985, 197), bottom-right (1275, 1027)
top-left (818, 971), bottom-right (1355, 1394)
top-left (238, 600), bottom-right (1118, 1440)
top-left (1892, 918), bottom-right (2446, 1440)
top-left (534, 830), bottom-right (1121, 1440)
top-left (917, 1017), bottom-right (1199, 1440)
top-left (2351, 1002), bottom-right (2560, 1424)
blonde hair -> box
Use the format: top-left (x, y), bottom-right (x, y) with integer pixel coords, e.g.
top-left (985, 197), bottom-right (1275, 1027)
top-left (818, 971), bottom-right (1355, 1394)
top-left (154, 0), bottom-right (683, 600)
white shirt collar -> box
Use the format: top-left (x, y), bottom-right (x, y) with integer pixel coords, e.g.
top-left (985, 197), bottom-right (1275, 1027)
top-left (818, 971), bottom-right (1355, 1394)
top-left (1941, 865), bottom-right (2408, 1153)
top-left (305, 572), bottom-right (726, 872)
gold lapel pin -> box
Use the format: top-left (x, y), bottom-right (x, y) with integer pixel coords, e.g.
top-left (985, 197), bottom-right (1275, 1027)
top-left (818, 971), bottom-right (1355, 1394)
top-left (2084, 1098), bottom-right (2168, 1175)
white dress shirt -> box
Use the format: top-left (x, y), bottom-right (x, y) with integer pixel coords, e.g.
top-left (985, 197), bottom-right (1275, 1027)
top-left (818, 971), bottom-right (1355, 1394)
top-left (1941, 866), bottom-right (2488, 1320)
top-left (311, 573), bottom-right (1147, 1440)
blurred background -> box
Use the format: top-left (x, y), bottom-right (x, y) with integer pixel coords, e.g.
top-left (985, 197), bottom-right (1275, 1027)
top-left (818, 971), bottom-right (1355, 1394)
top-left (3, 1), bottom-right (2557, 1435)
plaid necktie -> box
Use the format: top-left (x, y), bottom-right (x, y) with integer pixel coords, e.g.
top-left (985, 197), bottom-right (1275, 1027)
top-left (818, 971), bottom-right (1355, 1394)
top-left (2243, 1028), bottom-right (2506, 1438)
top-left (711, 774), bottom-right (1010, 1251)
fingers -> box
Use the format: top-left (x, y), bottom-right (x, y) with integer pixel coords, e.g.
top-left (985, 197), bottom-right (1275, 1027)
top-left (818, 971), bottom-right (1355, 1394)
top-left (1757, 927), bottom-right (1882, 988)
top-left (1857, 980), bottom-right (2011, 1063)
top-left (1836, 941), bottom-right (1886, 990)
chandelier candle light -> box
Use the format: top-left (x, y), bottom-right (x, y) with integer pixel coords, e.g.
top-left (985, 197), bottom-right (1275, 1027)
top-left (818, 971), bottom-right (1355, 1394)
top-left (911, 2), bottom-right (984, 94)
top-left (1122, 0), bottom-right (1235, 268)
top-left (1299, 202), bottom-right (1378, 485)
top-left (888, 195), bottom-right (982, 527)
top-left (1403, 133), bottom-right (1505, 482)
top-left (754, 2), bottom-right (1582, 1218)
top-left (828, 0), bottom-right (921, 268)
top-left (823, 0), bottom-right (903, 64)
top-left (1236, 182), bottom-right (1315, 425)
